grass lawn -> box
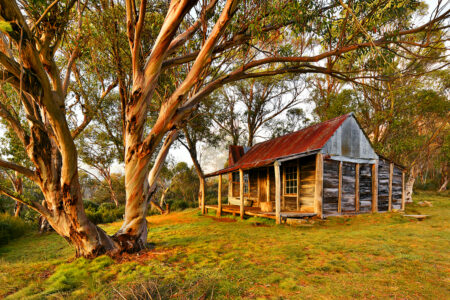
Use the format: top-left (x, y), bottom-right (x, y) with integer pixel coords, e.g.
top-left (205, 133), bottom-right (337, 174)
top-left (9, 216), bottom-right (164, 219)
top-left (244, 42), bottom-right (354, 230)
top-left (0, 191), bottom-right (449, 299)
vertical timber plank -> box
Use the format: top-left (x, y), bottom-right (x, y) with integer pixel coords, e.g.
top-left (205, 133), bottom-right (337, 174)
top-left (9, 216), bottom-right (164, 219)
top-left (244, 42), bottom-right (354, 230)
top-left (257, 171), bottom-right (260, 206)
top-left (338, 161), bottom-right (342, 214)
top-left (274, 161), bottom-right (281, 224)
top-left (388, 162), bottom-right (393, 211)
top-left (355, 163), bottom-right (360, 212)
top-left (282, 166), bottom-right (286, 210)
top-left (372, 161), bottom-right (378, 212)
top-left (228, 173), bottom-right (232, 204)
top-left (314, 153), bottom-right (323, 218)
top-left (239, 169), bottom-right (244, 219)
top-left (401, 170), bottom-right (406, 211)
top-left (297, 160), bottom-right (300, 211)
top-left (266, 167), bottom-right (270, 202)
top-left (217, 174), bottom-right (222, 217)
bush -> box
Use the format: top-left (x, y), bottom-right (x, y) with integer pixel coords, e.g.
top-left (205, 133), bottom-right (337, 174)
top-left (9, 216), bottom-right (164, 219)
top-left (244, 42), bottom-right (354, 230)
top-left (170, 200), bottom-right (189, 211)
top-left (83, 200), bottom-right (99, 210)
top-left (85, 204), bottom-right (124, 225)
top-left (0, 213), bottom-right (30, 246)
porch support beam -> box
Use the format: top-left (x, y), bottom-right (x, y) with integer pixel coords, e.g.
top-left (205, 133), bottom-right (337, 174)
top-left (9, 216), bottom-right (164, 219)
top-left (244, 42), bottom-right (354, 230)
top-left (338, 161), bottom-right (342, 214)
top-left (296, 160), bottom-right (300, 211)
top-left (266, 167), bottom-right (270, 202)
top-left (314, 153), bottom-right (323, 218)
top-left (355, 163), bottom-right (360, 212)
top-left (401, 170), bottom-right (406, 211)
top-left (217, 174), bottom-right (222, 217)
top-left (239, 168), bottom-right (244, 219)
top-left (228, 173), bottom-right (232, 204)
top-left (372, 161), bottom-right (379, 212)
top-left (274, 160), bottom-right (281, 224)
top-left (388, 162), bottom-right (393, 211)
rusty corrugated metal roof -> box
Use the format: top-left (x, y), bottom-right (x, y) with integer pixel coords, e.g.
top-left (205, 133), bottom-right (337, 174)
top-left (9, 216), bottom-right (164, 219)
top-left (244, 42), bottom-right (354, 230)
top-left (206, 113), bottom-right (351, 177)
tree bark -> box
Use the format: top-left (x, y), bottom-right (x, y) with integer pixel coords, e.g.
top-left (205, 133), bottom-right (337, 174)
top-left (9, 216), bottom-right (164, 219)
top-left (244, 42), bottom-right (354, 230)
top-left (104, 170), bottom-right (119, 207)
top-left (438, 164), bottom-right (448, 192)
top-left (113, 130), bottom-right (178, 252)
top-left (438, 177), bottom-right (448, 192)
top-left (405, 174), bottom-right (415, 203)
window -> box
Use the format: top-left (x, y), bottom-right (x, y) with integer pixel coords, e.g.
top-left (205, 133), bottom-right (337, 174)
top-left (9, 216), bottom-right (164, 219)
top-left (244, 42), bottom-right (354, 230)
top-left (232, 172), bottom-right (250, 195)
top-left (243, 173), bottom-right (249, 194)
top-left (232, 172), bottom-right (240, 184)
top-left (284, 166), bottom-right (297, 195)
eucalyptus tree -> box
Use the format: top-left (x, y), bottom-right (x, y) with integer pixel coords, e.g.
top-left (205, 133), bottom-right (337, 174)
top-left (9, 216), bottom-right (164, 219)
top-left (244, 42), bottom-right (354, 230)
top-left (0, 0), bottom-right (448, 257)
top-left (178, 103), bottom-right (220, 208)
top-left (211, 75), bottom-right (305, 146)
top-left (77, 126), bottom-right (121, 207)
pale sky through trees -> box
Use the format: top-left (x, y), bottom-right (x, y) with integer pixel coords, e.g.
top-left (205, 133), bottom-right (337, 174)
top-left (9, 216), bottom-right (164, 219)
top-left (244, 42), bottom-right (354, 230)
top-left (166, 0), bottom-right (446, 174)
top-left (0, 0), bottom-right (443, 176)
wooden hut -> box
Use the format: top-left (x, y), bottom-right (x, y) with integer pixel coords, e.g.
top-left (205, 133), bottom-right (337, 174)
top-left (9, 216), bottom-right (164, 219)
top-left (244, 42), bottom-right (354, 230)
top-left (205, 113), bottom-right (406, 224)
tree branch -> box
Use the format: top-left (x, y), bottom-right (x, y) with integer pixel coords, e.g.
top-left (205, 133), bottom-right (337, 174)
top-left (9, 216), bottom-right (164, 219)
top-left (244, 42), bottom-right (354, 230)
top-left (166, 0), bottom-right (219, 56)
top-left (0, 184), bottom-right (49, 216)
top-left (141, 0), bottom-right (239, 155)
top-left (0, 159), bottom-right (37, 182)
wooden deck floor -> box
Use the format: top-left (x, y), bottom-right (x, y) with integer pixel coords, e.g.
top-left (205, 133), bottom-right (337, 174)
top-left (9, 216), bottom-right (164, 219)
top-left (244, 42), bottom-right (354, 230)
top-left (205, 205), bottom-right (316, 220)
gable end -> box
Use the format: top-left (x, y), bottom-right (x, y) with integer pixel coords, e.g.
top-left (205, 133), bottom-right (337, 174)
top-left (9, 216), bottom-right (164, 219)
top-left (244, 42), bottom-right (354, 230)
top-left (321, 114), bottom-right (378, 161)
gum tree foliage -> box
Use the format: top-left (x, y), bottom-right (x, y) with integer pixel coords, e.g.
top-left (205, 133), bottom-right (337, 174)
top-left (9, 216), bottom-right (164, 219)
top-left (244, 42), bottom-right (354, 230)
top-left (0, 0), bottom-right (448, 257)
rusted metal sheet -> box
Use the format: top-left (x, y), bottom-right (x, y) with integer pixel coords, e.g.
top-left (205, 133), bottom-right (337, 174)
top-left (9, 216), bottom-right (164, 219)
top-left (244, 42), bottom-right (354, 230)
top-left (206, 114), bottom-right (351, 177)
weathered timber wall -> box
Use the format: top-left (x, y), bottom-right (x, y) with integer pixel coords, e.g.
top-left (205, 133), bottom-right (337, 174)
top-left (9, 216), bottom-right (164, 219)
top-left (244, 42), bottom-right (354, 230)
top-left (299, 156), bottom-right (316, 208)
top-left (392, 165), bottom-right (403, 210)
top-left (341, 162), bottom-right (356, 212)
top-left (359, 164), bottom-right (372, 212)
top-left (323, 159), bottom-right (339, 214)
top-left (378, 159), bottom-right (390, 211)
top-left (249, 170), bottom-right (258, 198)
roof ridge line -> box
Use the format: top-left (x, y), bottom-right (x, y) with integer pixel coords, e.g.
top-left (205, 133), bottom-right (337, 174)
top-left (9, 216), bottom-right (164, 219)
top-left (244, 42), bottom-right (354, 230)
top-left (250, 113), bottom-right (352, 148)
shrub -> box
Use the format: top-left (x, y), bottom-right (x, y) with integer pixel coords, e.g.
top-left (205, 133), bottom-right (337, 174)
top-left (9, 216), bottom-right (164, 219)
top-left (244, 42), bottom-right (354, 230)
top-left (0, 213), bottom-right (30, 246)
top-left (85, 204), bottom-right (124, 224)
top-left (83, 200), bottom-right (99, 210)
top-left (170, 199), bottom-right (189, 211)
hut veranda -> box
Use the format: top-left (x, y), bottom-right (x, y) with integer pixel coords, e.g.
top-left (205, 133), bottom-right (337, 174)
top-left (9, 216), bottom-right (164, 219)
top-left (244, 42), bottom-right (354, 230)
top-left (204, 113), bottom-right (406, 224)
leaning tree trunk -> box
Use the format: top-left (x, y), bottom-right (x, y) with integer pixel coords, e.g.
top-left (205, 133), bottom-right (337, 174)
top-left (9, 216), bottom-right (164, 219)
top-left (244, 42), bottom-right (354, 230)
top-left (113, 131), bottom-right (178, 252)
top-left (438, 178), bottom-right (448, 192)
top-left (405, 174), bottom-right (416, 203)
top-left (438, 164), bottom-right (448, 192)
top-left (105, 172), bottom-right (119, 207)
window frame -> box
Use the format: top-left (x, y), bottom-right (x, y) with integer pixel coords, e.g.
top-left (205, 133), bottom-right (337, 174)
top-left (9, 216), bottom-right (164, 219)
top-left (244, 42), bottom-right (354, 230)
top-left (232, 171), bottom-right (250, 196)
top-left (284, 165), bottom-right (298, 196)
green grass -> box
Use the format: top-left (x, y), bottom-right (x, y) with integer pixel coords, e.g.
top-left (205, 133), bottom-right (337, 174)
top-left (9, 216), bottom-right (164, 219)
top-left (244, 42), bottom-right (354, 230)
top-left (1, 191), bottom-right (449, 299)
